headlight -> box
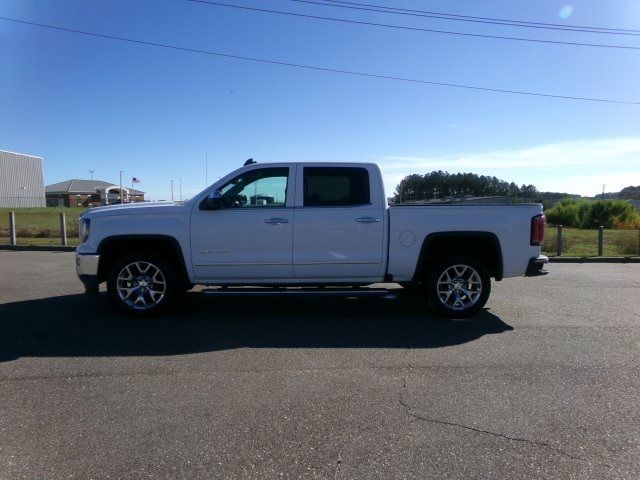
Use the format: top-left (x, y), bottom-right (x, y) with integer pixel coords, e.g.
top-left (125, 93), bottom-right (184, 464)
top-left (79, 218), bottom-right (90, 243)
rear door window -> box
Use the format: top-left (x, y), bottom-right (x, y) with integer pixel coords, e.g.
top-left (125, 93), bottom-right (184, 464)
top-left (303, 167), bottom-right (370, 207)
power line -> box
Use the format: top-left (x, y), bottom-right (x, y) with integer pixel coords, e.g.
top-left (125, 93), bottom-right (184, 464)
top-left (285, 0), bottom-right (640, 36)
top-left (306, 0), bottom-right (640, 35)
top-left (0, 15), bottom-right (638, 105)
top-left (188, 0), bottom-right (640, 50)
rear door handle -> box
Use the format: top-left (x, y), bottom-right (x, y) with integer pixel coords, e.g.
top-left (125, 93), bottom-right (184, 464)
top-left (265, 217), bottom-right (289, 224)
top-left (356, 217), bottom-right (382, 223)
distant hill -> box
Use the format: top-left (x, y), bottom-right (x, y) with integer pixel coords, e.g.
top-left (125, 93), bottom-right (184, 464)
top-left (594, 185), bottom-right (640, 200)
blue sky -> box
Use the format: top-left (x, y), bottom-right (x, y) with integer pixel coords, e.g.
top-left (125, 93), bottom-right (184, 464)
top-left (1, 0), bottom-right (639, 200)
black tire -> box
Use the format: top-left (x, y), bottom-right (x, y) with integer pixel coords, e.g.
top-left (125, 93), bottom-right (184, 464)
top-left (107, 254), bottom-right (178, 317)
top-left (424, 256), bottom-right (491, 318)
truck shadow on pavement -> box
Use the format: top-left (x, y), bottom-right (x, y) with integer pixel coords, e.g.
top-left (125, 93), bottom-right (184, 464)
top-left (0, 291), bottom-right (513, 361)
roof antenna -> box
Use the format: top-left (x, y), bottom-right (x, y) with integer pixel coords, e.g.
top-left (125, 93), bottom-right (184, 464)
top-left (244, 158), bottom-right (256, 166)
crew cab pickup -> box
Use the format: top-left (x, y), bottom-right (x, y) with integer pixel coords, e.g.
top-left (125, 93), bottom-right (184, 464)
top-left (75, 162), bottom-right (548, 317)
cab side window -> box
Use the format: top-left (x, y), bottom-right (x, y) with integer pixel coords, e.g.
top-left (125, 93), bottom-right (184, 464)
top-left (219, 168), bottom-right (289, 208)
top-left (303, 167), bottom-right (370, 207)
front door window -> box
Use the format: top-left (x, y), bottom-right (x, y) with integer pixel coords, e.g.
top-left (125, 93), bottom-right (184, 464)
top-left (219, 168), bottom-right (288, 208)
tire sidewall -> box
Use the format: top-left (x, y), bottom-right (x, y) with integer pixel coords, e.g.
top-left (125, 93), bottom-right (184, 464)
top-left (107, 254), bottom-right (177, 317)
top-left (425, 256), bottom-right (491, 318)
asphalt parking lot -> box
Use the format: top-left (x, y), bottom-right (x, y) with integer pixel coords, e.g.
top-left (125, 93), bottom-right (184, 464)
top-left (0, 251), bottom-right (639, 479)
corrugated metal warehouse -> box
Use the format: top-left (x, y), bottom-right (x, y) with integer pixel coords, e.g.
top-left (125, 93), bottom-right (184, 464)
top-left (0, 150), bottom-right (46, 208)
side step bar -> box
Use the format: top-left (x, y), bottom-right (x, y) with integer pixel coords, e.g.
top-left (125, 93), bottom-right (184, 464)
top-left (202, 287), bottom-right (397, 299)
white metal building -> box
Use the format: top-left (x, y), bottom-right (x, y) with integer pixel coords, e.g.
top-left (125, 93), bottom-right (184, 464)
top-left (0, 150), bottom-right (46, 208)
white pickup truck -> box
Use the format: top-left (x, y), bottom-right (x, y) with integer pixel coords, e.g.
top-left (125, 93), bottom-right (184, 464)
top-left (75, 162), bottom-right (548, 317)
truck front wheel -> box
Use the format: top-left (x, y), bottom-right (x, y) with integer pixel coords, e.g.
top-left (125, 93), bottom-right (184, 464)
top-left (424, 256), bottom-right (491, 318)
top-left (107, 255), bottom-right (177, 317)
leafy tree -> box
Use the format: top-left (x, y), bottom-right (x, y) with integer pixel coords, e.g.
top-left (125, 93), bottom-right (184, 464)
top-left (392, 171), bottom-right (538, 203)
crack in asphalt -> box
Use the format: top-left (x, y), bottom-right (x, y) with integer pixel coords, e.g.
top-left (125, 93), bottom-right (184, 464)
top-left (397, 349), bottom-right (604, 466)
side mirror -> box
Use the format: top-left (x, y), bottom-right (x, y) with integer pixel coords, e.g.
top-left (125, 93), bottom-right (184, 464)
top-left (204, 190), bottom-right (223, 210)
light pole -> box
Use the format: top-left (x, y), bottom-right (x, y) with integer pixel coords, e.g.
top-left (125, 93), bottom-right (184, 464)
top-left (170, 180), bottom-right (174, 202)
top-left (119, 171), bottom-right (124, 204)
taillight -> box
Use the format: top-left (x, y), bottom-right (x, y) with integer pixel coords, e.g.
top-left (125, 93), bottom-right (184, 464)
top-left (530, 213), bottom-right (546, 246)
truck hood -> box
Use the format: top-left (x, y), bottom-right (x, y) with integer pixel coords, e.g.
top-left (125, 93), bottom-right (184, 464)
top-left (82, 201), bottom-right (191, 218)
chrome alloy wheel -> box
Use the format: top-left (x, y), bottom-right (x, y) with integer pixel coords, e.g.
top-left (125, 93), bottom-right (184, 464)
top-left (436, 264), bottom-right (483, 311)
top-left (116, 261), bottom-right (166, 310)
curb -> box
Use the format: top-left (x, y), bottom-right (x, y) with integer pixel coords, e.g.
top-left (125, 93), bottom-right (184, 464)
top-left (548, 256), bottom-right (640, 263)
top-left (0, 245), bottom-right (76, 252)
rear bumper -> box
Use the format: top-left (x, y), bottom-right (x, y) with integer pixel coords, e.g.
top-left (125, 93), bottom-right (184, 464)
top-left (76, 253), bottom-right (100, 295)
top-left (525, 255), bottom-right (549, 276)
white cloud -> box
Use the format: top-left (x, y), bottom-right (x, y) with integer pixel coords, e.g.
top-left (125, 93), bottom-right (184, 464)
top-left (378, 137), bottom-right (640, 196)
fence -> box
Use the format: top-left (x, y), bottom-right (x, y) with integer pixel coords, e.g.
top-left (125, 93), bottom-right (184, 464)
top-left (543, 225), bottom-right (640, 257)
top-left (1, 208), bottom-right (81, 247)
top-left (2, 209), bottom-right (640, 255)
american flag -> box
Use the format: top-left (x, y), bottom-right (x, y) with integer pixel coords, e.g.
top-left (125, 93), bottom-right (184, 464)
top-left (132, 177), bottom-right (141, 183)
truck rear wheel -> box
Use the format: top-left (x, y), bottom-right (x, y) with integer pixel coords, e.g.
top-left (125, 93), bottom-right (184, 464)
top-left (107, 254), bottom-right (177, 317)
top-left (424, 256), bottom-right (491, 318)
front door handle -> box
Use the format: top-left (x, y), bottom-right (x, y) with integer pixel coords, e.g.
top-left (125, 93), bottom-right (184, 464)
top-left (265, 217), bottom-right (289, 225)
top-left (356, 217), bottom-right (382, 223)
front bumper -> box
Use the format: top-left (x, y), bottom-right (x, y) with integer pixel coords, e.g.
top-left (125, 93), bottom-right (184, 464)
top-left (76, 253), bottom-right (100, 295)
top-left (525, 255), bottom-right (549, 276)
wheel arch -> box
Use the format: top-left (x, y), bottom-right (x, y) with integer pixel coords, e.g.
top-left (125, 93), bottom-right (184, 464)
top-left (413, 231), bottom-right (503, 282)
top-left (97, 234), bottom-right (190, 286)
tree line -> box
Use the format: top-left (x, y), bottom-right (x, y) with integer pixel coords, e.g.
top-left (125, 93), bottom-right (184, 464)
top-left (595, 185), bottom-right (640, 200)
top-left (392, 171), bottom-right (538, 203)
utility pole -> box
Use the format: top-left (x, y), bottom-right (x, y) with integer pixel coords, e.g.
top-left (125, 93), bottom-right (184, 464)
top-left (87, 170), bottom-right (94, 180)
top-left (602, 184), bottom-right (606, 196)
top-left (179, 178), bottom-right (183, 201)
top-left (170, 179), bottom-right (174, 202)
top-left (119, 171), bottom-right (124, 204)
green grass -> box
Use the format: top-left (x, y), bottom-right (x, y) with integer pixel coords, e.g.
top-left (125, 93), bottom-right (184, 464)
top-left (0, 207), bottom-right (83, 246)
top-left (543, 227), bottom-right (640, 257)
top-left (0, 206), bottom-right (82, 231)
top-left (1, 208), bottom-right (639, 256)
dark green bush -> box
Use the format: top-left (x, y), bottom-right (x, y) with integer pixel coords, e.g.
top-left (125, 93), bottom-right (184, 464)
top-left (546, 199), bottom-right (640, 229)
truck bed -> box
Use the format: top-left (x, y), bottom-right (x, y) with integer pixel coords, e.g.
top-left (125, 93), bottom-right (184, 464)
top-left (387, 203), bottom-right (543, 280)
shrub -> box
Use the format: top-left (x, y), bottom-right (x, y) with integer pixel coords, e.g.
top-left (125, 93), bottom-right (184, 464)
top-left (545, 199), bottom-right (580, 226)
top-left (546, 199), bottom-right (640, 229)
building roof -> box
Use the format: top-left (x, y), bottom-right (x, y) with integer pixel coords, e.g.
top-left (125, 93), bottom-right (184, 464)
top-left (45, 179), bottom-right (144, 195)
top-left (0, 148), bottom-right (43, 159)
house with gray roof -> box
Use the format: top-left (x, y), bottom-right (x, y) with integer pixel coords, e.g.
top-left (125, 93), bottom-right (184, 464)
top-left (45, 179), bottom-right (145, 207)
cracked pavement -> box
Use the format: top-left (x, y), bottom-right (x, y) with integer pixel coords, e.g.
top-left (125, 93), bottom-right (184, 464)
top-left (1, 251), bottom-right (639, 479)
